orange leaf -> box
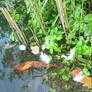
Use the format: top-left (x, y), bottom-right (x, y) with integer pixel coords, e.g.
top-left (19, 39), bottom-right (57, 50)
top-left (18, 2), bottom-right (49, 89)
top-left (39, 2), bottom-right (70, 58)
top-left (13, 61), bottom-right (34, 72)
top-left (13, 61), bottom-right (59, 72)
top-left (81, 75), bottom-right (92, 89)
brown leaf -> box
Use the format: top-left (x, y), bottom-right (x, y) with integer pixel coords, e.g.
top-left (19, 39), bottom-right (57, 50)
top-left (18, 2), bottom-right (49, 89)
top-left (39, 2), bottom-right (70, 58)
top-left (13, 61), bottom-right (34, 72)
top-left (81, 75), bottom-right (92, 89)
top-left (13, 61), bottom-right (59, 72)
top-left (4, 44), bottom-right (15, 49)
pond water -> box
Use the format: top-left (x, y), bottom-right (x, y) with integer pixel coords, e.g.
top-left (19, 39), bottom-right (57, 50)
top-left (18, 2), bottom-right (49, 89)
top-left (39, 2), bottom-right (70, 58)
top-left (0, 15), bottom-right (49, 92)
top-left (0, 13), bottom-right (91, 92)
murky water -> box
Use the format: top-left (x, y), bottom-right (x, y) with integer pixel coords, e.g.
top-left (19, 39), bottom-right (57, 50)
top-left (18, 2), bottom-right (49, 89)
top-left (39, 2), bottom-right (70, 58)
top-left (0, 15), bottom-right (49, 92)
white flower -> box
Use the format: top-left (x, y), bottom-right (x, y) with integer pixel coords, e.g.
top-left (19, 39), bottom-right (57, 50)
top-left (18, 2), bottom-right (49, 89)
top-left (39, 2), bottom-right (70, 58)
top-left (19, 45), bottom-right (26, 51)
top-left (40, 52), bottom-right (50, 64)
top-left (73, 71), bottom-right (84, 82)
top-left (61, 49), bottom-right (75, 60)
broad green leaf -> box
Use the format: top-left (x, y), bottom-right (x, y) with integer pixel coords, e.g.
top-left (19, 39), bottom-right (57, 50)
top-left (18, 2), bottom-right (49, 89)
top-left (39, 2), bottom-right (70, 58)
top-left (87, 23), bottom-right (92, 30)
top-left (84, 14), bottom-right (92, 22)
top-left (83, 67), bottom-right (90, 76)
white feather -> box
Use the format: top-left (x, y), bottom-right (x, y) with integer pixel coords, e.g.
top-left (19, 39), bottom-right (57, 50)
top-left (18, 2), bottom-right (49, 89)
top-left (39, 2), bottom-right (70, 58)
top-left (40, 52), bottom-right (50, 64)
top-left (61, 49), bottom-right (75, 60)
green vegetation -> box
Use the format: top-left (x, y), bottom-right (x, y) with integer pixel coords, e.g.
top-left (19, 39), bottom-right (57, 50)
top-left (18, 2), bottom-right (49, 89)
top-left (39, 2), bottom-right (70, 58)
top-left (0, 0), bottom-right (92, 90)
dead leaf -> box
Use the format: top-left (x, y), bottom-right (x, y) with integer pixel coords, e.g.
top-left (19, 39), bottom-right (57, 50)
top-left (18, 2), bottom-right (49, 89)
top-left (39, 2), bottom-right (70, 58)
top-left (81, 75), bottom-right (92, 89)
top-left (13, 61), bottom-right (59, 72)
top-left (4, 44), bottom-right (15, 49)
top-left (30, 46), bottom-right (39, 55)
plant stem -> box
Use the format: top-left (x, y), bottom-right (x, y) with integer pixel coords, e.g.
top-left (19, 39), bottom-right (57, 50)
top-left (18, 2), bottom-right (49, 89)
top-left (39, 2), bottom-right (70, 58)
top-left (55, 0), bottom-right (69, 41)
top-left (0, 7), bottom-right (28, 44)
top-left (30, 0), bottom-right (46, 35)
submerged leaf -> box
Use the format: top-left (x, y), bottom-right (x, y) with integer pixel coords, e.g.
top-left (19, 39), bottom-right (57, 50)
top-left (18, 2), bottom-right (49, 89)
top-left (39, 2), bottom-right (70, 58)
top-left (13, 61), bottom-right (59, 72)
top-left (4, 44), bottom-right (15, 49)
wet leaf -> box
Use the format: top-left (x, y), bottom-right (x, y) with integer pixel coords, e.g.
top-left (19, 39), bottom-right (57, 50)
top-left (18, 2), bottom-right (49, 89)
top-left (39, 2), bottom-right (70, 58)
top-left (81, 75), bottom-right (92, 89)
top-left (4, 44), bottom-right (15, 49)
top-left (13, 61), bottom-right (59, 72)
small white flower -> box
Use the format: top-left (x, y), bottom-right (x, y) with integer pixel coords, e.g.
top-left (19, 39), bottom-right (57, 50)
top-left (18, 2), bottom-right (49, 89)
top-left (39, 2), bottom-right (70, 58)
top-left (40, 52), bottom-right (50, 64)
top-left (61, 49), bottom-right (75, 60)
top-left (19, 45), bottom-right (26, 51)
top-left (73, 71), bottom-right (84, 82)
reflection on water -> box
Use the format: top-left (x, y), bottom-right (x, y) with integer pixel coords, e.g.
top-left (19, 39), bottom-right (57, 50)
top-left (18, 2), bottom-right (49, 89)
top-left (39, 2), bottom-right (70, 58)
top-left (0, 19), bottom-right (49, 92)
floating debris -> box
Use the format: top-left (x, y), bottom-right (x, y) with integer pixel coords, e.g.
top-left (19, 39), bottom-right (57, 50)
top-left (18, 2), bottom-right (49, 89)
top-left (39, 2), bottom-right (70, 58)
top-left (71, 69), bottom-right (92, 89)
top-left (61, 49), bottom-right (75, 60)
top-left (19, 44), bottom-right (26, 51)
top-left (40, 52), bottom-right (50, 64)
top-left (72, 69), bottom-right (84, 82)
top-left (4, 44), bottom-right (15, 49)
top-left (30, 46), bottom-right (39, 55)
top-left (13, 61), bottom-right (59, 72)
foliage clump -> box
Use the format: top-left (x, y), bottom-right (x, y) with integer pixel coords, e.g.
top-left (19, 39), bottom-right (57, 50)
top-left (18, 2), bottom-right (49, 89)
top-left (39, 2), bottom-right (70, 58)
top-left (0, 0), bottom-right (92, 83)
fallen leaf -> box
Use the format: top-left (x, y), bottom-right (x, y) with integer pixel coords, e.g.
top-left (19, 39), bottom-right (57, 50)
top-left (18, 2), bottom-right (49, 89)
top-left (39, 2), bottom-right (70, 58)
top-left (30, 46), bottom-right (39, 55)
top-left (81, 75), bottom-right (92, 89)
top-left (13, 61), bottom-right (34, 72)
top-left (13, 61), bottom-right (59, 72)
top-left (4, 44), bottom-right (15, 49)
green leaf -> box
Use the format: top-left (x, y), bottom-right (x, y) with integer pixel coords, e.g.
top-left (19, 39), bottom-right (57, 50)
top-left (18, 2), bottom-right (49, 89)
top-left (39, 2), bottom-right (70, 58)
top-left (50, 88), bottom-right (56, 92)
top-left (83, 67), bottom-right (90, 76)
top-left (62, 75), bottom-right (70, 81)
top-left (84, 14), bottom-right (92, 22)
top-left (87, 23), bottom-right (92, 30)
